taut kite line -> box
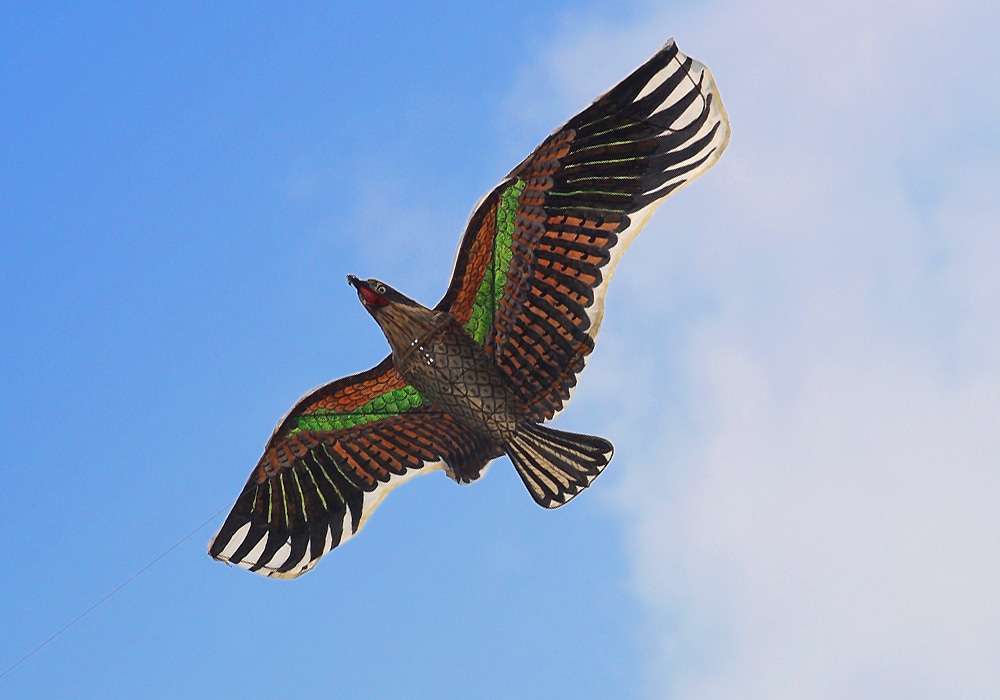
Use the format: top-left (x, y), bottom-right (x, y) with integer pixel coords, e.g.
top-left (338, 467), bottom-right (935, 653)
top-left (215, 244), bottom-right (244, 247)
top-left (210, 39), bottom-right (730, 577)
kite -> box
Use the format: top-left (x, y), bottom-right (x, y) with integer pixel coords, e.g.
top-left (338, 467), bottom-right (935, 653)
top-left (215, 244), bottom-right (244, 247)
top-left (209, 39), bottom-right (730, 577)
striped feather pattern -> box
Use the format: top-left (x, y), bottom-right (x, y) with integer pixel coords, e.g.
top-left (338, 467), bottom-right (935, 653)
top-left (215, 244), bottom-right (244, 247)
top-left (507, 423), bottom-right (614, 509)
top-left (442, 39), bottom-right (729, 420)
top-left (210, 365), bottom-right (499, 578)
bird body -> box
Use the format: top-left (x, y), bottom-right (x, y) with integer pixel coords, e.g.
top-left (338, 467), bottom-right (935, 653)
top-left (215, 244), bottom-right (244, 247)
top-left (376, 292), bottom-right (524, 443)
top-left (349, 274), bottom-right (614, 500)
top-left (209, 39), bottom-right (730, 577)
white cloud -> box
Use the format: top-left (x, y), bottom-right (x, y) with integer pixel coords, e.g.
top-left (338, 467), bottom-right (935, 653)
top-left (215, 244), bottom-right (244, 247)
top-left (522, 0), bottom-right (1000, 697)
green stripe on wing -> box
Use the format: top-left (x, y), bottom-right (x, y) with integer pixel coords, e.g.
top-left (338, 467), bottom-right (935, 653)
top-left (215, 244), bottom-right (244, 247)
top-left (464, 179), bottom-right (526, 345)
top-left (294, 385), bottom-right (425, 433)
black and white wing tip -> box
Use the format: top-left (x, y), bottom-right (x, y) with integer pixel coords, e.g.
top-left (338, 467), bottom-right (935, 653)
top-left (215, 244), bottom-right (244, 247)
top-left (587, 38), bottom-right (731, 338)
top-left (208, 462), bottom-right (444, 579)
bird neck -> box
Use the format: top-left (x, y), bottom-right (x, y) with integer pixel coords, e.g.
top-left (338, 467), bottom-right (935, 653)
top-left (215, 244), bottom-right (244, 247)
top-left (375, 303), bottom-right (450, 357)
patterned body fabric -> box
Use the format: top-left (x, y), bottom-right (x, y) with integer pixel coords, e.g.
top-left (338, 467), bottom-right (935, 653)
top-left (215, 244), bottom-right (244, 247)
top-left (394, 313), bottom-right (523, 442)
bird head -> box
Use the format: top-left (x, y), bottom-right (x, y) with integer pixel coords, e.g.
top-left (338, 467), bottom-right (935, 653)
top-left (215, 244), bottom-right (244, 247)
top-left (347, 275), bottom-right (417, 314)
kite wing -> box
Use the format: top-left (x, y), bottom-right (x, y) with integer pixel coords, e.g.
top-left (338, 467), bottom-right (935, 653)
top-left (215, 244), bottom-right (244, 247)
top-left (209, 357), bottom-right (499, 578)
top-left (438, 39), bottom-right (730, 420)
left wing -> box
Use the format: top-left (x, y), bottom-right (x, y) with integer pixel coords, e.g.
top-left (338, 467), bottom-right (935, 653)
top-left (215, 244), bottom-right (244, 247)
top-left (437, 39), bottom-right (730, 420)
top-left (209, 357), bottom-right (499, 578)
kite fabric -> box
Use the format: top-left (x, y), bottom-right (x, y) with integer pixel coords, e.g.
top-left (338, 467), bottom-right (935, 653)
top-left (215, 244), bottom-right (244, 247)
top-left (209, 39), bottom-right (730, 578)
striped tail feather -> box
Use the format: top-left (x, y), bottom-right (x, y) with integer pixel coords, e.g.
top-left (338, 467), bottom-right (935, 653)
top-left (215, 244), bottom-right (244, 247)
top-left (506, 423), bottom-right (613, 508)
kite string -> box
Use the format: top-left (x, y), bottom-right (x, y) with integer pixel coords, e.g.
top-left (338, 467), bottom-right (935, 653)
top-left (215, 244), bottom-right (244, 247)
top-left (0, 503), bottom-right (230, 681)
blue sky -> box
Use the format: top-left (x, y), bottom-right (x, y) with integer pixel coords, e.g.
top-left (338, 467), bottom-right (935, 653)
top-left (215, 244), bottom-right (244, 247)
top-left (3, 1), bottom-right (1000, 698)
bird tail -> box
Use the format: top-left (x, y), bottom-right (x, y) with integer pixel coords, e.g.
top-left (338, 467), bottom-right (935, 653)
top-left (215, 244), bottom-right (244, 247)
top-left (506, 423), bottom-right (613, 508)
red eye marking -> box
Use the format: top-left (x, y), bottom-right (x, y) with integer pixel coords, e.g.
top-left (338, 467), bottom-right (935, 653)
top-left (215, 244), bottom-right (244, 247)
top-left (359, 286), bottom-right (388, 308)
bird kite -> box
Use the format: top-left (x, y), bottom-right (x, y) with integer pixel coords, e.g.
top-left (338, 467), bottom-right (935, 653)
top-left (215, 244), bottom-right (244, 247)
top-left (210, 39), bottom-right (730, 577)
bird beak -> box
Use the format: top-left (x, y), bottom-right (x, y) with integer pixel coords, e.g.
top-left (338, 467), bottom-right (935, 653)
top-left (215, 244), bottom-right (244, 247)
top-left (347, 274), bottom-right (367, 306)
